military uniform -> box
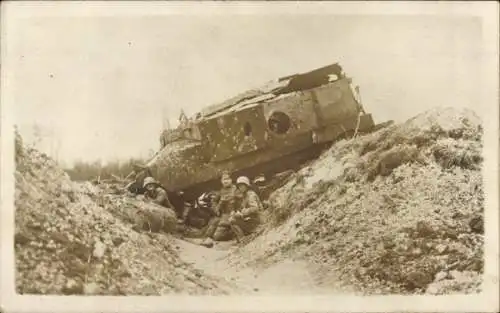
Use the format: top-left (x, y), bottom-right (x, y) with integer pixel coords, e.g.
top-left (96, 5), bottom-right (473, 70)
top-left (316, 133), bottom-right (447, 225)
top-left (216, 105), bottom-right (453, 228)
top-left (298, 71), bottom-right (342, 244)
top-left (205, 184), bottom-right (238, 241)
top-left (145, 186), bottom-right (173, 209)
top-left (229, 189), bottom-right (263, 241)
top-left (183, 193), bottom-right (216, 229)
top-left (127, 167), bottom-right (153, 194)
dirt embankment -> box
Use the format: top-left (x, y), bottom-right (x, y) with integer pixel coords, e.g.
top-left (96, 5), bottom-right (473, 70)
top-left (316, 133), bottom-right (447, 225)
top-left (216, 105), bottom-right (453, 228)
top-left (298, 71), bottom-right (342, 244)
top-left (13, 106), bottom-right (485, 296)
top-left (14, 134), bottom-right (237, 295)
top-left (226, 107), bottom-right (484, 295)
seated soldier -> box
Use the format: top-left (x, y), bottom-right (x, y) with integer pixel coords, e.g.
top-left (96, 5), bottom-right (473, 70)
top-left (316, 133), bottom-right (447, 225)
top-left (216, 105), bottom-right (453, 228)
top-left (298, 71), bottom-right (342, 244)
top-left (229, 176), bottom-right (263, 243)
top-left (182, 191), bottom-right (217, 229)
top-left (201, 171), bottom-right (238, 247)
top-left (126, 163), bottom-right (153, 195)
top-left (143, 177), bottom-right (173, 208)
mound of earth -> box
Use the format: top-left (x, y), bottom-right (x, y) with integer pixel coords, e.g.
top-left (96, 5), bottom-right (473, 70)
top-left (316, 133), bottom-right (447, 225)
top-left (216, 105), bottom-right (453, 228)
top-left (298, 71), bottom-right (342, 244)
top-left (226, 107), bottom-right (484, 295)
top-left (12, 106), bottom-right (486, 297)
top-left (14, 134), bottom-right (237, 295)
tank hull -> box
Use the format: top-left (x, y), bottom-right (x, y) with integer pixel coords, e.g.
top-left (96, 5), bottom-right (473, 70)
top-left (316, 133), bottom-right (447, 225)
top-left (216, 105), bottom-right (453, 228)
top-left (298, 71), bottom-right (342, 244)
top-left (146, 62), bottom-right (380, 201)
top-left (149, 113), bottom-right (375, 202)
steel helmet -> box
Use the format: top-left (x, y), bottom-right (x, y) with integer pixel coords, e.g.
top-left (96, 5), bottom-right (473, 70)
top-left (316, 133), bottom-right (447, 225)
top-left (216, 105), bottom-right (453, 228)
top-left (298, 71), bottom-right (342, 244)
top-left (236, 176), bottom-right (251, 187)
top-left (143, 177), bottom-right (157, 188)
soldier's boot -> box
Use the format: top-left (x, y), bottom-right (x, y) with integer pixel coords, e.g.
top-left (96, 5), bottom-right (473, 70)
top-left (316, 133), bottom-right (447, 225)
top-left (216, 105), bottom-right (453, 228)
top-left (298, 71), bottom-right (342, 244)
top-left (212, 224), bottom-right (230, 241)
top-left (230, 224), bottom-right (245, 243)
top-left (179, 206), bottom-right (191, 224)
top-left (205, 222), bottom-right (217, 239)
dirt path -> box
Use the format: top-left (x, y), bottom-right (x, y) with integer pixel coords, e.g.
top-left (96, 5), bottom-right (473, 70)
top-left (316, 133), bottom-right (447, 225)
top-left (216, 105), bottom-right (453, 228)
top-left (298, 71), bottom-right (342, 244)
top-left (174, 237), bottom-right (352, 295)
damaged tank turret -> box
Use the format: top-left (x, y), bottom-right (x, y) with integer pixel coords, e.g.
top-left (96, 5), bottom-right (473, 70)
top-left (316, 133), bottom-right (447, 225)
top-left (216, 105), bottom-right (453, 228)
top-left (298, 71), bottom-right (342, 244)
top-left (146, 62), bottom-right (378, 201)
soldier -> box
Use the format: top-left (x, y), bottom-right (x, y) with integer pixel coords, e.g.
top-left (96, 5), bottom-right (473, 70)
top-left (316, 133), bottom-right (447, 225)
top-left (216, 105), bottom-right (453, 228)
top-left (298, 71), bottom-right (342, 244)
top-left (181, 191), bottom-right (217, 228)
top-left (143, 177), bottom-right (173, 209)
top-left (228, 176), bottom-right (263, 243)
top-left (201, 171), bottom-right (238, 247)
top-left (126, 163), bottom-right (152, 194)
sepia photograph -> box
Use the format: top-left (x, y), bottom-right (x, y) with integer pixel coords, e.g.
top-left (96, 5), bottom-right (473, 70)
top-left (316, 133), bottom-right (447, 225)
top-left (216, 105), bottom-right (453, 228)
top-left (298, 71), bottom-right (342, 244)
top-left (1, 1), bottom-right (499, 313)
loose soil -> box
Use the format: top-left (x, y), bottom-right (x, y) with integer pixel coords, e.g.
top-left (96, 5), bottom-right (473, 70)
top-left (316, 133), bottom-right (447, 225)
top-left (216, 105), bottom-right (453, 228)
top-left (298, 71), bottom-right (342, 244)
top-left (14, 107), bottom-right (484, 296)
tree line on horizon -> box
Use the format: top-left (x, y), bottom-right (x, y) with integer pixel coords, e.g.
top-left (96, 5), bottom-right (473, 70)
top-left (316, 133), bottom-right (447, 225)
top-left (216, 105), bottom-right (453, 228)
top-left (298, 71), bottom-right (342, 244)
top-left (64, 158), bottom-right (148, 182)
top-left (15, 123), bottom-right (158, 183)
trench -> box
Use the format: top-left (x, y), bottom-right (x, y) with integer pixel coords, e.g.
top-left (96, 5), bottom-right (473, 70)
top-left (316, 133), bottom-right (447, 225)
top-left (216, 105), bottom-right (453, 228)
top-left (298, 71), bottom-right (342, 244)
top-left (172, 236), bottom-right (352, 295)
top-left (166, 153), bottom-right (353, 295)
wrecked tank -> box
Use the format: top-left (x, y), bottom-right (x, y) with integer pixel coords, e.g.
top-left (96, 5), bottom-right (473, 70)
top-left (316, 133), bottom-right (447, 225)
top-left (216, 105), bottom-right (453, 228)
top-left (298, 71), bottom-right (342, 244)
top-left (146, 62), bottom-right (378, 201)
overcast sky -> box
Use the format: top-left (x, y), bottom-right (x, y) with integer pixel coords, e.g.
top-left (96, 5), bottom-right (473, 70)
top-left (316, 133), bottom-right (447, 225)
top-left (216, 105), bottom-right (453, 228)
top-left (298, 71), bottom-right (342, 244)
top-left (6, 5), bottom-right (485, 166)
